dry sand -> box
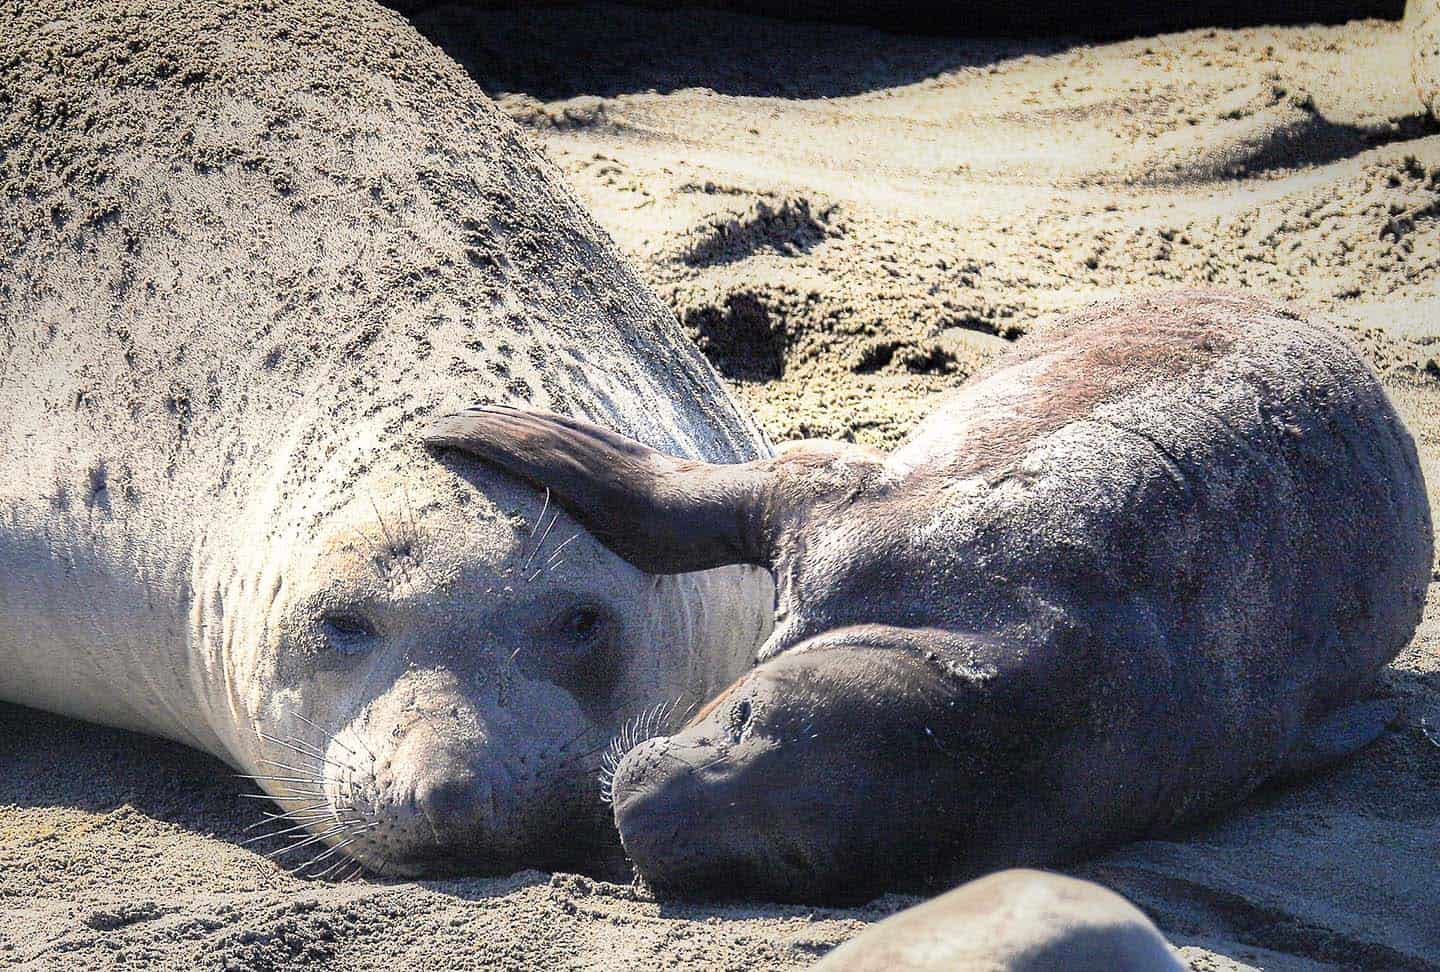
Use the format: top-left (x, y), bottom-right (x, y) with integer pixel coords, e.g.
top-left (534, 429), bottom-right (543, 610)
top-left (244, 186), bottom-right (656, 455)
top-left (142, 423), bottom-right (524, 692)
top-left (3, 5), bottom-right (1439, 969)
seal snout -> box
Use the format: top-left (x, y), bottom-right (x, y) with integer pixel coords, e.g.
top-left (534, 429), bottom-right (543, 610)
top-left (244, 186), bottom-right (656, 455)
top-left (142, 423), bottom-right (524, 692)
top-left (611, 724), bottom-right (793, 899)
top-left (610, 734), bottom-right (722, 891)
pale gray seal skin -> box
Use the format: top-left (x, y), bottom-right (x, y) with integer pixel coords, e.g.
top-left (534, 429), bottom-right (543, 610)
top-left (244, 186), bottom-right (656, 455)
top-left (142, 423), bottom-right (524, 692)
top-left (812, 870), bottom-right (1185, 972)
top-left (428, 290), bottom-right (1433, 901)
top-left (0, 0), bottom-right (772, 877)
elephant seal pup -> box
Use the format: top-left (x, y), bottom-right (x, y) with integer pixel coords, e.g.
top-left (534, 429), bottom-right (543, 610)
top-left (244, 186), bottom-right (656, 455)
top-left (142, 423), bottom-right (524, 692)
top-left (0, 0), bottom-right (772, 878)
top-left (812, 870), bottom-right (1185, 971)
top-left (426, 290), bottom-right (1433, 901)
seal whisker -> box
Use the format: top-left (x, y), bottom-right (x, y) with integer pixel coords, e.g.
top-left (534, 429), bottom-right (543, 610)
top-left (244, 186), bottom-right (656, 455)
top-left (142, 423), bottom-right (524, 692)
top-left (369, 492), bottom-right (399, 554)
top-left (544, 533), bottom-right (580, 568)
top-left (390, 484), bottom-right (442, 589)
top-left (531, 557), bottom-right (569, 582)
top-left (558, 725), bottom-right (612, 758)
top-left (251, 812), bottom-right (343, 833)
top-left (256, 730), bottom-right (343, 767)
top-left (243, 802), bottom-right (334, 830)
top-left (244, 779), bottom-right (330, 795)
top-left (259, 804), bottom-right (341, 819)
top-left (240, 818), bottom-right (337, 846)
top-left (324, 716), bottom-right (380, 764)
top-left (598, 697), bottom-right (686, 803)
top-left (352, 524), bottom-right (391, 567)
top-left (259, 756), bottom-right (333, 776)
top-left (369, 492), bottom-right (414, 586)
top-left (522, 488), bottom-right (552, 572)
top-left (234, 773), bottom-right (327, 786)
top-left (297, 828), bottom-right (377, 873)
top-left (292, 711), bottom-right (361, 760)
top-left (311, 851), bottom-right (371, 882)
top-left (555, 737), bottom-right (613, 766)
top-left (264, 822), bottom-right (351, 860)
top-left (546, 720), bottom-right (606, 759)
top-left (400, 483), bottom-right (430, 576)
top-left (309, 858), bottom-right (352, 882)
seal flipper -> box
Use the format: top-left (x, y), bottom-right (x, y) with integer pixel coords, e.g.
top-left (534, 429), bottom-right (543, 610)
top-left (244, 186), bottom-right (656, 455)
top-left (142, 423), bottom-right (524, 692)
top-left (422, 405), bottom-right (774, 573)
top-left (1275, 698), bottom-right (1397, 780)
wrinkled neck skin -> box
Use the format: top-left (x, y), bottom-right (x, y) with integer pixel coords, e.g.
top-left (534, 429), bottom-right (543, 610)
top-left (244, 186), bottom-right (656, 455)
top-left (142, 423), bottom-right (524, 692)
top-left (0, 489), bottom-right (228, 758)
top-left (752, 398), bottom-right (1055, 662)
top-left (752, 443), bottom-right (928, 662)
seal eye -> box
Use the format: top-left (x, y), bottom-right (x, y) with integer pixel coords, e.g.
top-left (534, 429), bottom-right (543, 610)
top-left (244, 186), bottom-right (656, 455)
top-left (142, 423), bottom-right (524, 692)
top-left (563, 606), bottom-right (604, 642)
top-left (544, 602), bottom-right (620, 700)
top-left (322, 612), bottom-right (377, 655)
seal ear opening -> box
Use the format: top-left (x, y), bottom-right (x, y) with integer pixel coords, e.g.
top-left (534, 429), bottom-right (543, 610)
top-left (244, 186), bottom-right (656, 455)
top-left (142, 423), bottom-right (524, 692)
top-left (422, 405), bottom-right (773, 574)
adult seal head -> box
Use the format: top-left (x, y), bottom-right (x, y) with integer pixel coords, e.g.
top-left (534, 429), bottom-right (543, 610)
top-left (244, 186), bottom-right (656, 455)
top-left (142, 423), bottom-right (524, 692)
top-left (444, 291), bottom-right (1432, 901)
top-left (0, 0), bottom-right (771, 877)
top-left (812, 870), bottom-right (1185, 971)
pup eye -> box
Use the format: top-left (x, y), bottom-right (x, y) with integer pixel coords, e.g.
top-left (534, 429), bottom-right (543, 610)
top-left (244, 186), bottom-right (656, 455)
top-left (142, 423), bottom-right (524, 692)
top-left (321, 612), bottom-right (376, 654)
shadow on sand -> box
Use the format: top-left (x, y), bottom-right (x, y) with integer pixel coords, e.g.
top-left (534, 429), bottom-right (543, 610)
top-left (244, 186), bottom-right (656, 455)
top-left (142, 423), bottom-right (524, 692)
top-left (402, 0), bottom-right (1404, 102)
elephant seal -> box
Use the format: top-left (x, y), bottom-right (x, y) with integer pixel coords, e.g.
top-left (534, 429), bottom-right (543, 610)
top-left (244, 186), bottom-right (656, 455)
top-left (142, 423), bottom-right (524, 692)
top-left (426, 290), bottom-right (1433, 901)
top-left (0, 0), bottom-right (771, 878)
top-left (812, 870), bottom-right (1185, 971)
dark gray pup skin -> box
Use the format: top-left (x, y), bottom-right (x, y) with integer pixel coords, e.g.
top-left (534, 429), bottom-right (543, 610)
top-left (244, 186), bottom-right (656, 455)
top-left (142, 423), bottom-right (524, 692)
top-left (425, 290), bottom-right (1434, 903)
top-left (811, 869), bottom-right (1185, 971)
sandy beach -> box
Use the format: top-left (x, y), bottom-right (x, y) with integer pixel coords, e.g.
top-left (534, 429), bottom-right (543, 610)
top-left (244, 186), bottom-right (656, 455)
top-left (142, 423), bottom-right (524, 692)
top-left (2, 4), bottom-right (1438, 969)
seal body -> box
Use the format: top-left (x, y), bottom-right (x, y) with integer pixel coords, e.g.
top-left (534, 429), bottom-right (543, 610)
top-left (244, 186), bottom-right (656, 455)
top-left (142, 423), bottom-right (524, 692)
top-left (812, 870), bottom-right (1185, 971)
top-left (442, 290), bottom-right (1433, 900)
top-left (0, 0), bottom-right (772, 877)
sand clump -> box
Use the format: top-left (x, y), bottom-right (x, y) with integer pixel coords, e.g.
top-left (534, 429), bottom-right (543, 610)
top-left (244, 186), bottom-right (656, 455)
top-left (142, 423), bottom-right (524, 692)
top-left (2, 4), bottom-right (1439, 970)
